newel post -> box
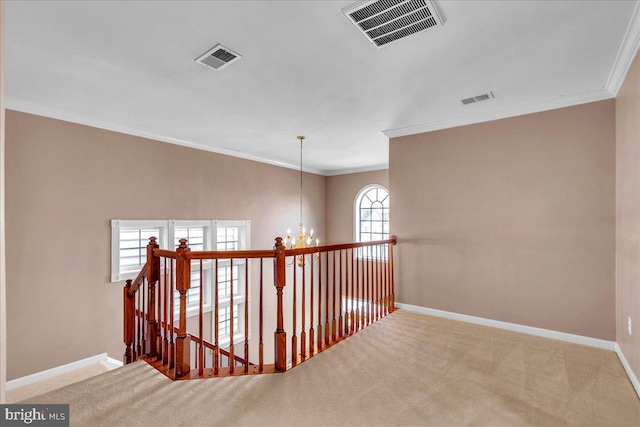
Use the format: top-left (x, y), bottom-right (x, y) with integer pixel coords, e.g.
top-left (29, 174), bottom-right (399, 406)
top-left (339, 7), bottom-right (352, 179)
top-left (175, 238), bottom-right (191, 377)
top-left (146, 237), bottom-right (160, 357)
top-left (123, 279), bottom-right (135, 364)
top-left (390, 235), bottom-right (397, 312)
top-left (274, 237), bottom-right (287, 372)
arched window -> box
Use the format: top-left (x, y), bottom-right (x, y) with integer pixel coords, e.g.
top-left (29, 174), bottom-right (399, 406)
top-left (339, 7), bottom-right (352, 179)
top-left (355, 184), bottom-right (389, 243)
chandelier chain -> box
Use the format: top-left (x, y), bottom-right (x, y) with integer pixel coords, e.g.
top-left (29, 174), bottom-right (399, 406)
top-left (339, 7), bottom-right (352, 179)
top-left (299, 136), bottom-right (304, 225)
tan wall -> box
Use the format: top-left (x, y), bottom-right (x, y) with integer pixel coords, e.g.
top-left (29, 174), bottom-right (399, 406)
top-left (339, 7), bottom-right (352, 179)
top-left (390, 100), bottom-right (616, 340)
top-left (616, 51), bottom-right (640, 380)
top-left (326, 170), bottom-right (388, 244)
top-left (5, 110), bottom-right (326, 379)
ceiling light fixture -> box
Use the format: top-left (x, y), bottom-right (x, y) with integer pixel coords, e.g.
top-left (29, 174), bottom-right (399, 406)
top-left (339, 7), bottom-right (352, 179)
top-left (285, 136), bottom-right (319, 266)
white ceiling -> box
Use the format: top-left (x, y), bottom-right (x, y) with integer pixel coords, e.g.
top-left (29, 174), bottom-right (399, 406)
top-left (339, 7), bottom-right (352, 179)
top-left (5, 0), bottom-right (639, 175)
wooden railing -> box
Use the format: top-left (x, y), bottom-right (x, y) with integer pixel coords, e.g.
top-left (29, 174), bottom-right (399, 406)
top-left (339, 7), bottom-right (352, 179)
top-left (123, 235), bottom-right (397, 379)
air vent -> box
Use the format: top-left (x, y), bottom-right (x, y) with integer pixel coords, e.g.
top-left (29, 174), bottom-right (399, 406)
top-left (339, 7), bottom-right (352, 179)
top-left (195, 44), bottom-right (242, 71)
top-left (343, 0), bottom-right (444, 49)
top-left (461, 91), bottom-right (495, 105)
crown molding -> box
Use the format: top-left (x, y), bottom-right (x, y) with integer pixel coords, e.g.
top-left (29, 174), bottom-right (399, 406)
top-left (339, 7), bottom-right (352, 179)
top-left (605, 0), bottom-right (640, 96)
top-left (5, 98), bottom-right (327, 176)
top-left (382, 88), bottom-right (614, 138)
top-left (324, 163), bottom-right (389, 177)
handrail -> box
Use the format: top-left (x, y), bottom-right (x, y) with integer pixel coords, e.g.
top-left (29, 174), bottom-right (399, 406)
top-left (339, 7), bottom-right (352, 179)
top-left (185, 249), bottom-right (276, 260)
top-left (285, 236), bottom-right (397, 256)
top-left (123, 235), bottom-right (398, 379)
top-left (157, 237), bottom-right (398, 261)
top-left (127, 263), bottom-right (149, 296)
top-left (153, 249), bottom-right (177, 259)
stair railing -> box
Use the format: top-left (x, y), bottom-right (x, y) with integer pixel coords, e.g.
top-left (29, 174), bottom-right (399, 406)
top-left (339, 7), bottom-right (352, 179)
top-left (123, 235), bottom-right (396, 379)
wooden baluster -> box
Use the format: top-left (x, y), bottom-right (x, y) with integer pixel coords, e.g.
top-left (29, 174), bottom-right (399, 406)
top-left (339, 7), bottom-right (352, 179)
top-left (363, 250), bottom-right (367, 327)
top-left (317, 252), bottom-right (323, 352)
top-left (355, 249), bottom-right (360, 332)
top-left (259, 259), bottom-right (264, 372)
top-left (369, 246), bottom-right (374, 325)
top-left (229, 258), bottom-right (235, 375)
top-left (338, 249), bottom-right (343, 339)
top-left (344, 250), bottom-right (349, 335)
top-left (198, 259), bottom-right (204, 376)
top-left (163, 258), bottom-right (169, 365)
top-left (345, 249), bottom-right (350, 334)
top-left (366, 246), bottom-right (370, 325)
top-left (274, 237), bottom-right (287, 372)
top-left (146, 237), bottom-right (160, 358)
top-left (372, 246), bottom-right (376, 322)
top-left (134, 285), bottom-right (140, 360)
top-left (384, 244), bottom-right (389, 316)
top-left (123, 280), bottom-right (135, 364)
top-left (301, 257), bottom-right (306, 361)
top-left (375, 244), bottom-right (379, 321)
top-left (368, 247), bottom-right (373, 325)
top-left (379, 245), bottom-right (383, 317)
top-left (379, 244), bottom-right (383, 319)
top-left (373, 245), bottom-right (377, 322)
top-left (156, 265), bottom-right (163, 362)
top-left (169, 259), bottom-right (175, 369)
top-left (324, 251), bottom-right (330, 346)
top-left (384, 243), bottom-right (388, 314)
top-left (382, 245), bottom-right (387, 316)
top-left (362, 249), bottom-right (367, 327)
top-left (345, 249), bottom-right (350, 336)
top-left (350, 248), bottom-right (355, 334)
top-left (214, 259), bottom-right (219, 376)
top-left (140, 276), bottom-right (147, 355)
top-left (175, 238), bottom-right (191, 378)
top-left (370, 246), bottom-right (374, 323)
top-left (309, 252), bottom-right (315, 357)
top-left (291, 257), bottom-right (297, 367)
top-left (244, 258), bottom-right (249, 373)
top-left (332, 250), bottom-right (337, 342)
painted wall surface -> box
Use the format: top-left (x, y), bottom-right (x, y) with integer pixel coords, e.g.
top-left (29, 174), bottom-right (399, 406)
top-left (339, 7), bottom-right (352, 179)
top-left (326, 170), bottom-right (389, 244)
top-left (616, 50), bottom-right (640, 382)
top-left (5, 111), bottom-right (326, 379)
top-left (390, 100), bottom-right (616, 340)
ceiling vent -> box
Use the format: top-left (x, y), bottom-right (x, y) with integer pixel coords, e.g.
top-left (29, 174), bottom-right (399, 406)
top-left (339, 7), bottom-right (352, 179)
top-left (343, 0), bottom-right (444, 49)
top-left (461, 91), bottom-right (495, 105)
top-left (195, 44), bottom-right (242, 71)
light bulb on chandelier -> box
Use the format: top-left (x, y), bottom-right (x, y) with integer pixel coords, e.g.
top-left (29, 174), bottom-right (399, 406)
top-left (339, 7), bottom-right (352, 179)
top-left (284, 136), bottom-right (320, 266)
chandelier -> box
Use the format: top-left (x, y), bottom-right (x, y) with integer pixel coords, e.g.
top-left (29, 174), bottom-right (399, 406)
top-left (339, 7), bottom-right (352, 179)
top-left (285, 136), bottom-right (319, 265)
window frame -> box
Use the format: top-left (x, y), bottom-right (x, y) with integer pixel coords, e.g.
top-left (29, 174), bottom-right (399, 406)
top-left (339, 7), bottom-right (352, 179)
top-left (110, 219), bottom-right (169, 282)
top-left (111, 218), bottom-right (251, 346)
top-left (353, 184), bottom-right (390, 260)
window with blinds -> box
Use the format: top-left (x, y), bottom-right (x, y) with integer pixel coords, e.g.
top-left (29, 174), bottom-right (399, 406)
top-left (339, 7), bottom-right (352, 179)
top-left (111, 219), bottom-right (251, 344)
top-left (110, 220), bottom-right (168, 282)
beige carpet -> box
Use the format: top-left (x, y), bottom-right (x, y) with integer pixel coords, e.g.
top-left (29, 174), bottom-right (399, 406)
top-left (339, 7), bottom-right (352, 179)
top-left (7, 362), bottom-right (110, 403)
top-left (23, 310), bottom-right (640, 426)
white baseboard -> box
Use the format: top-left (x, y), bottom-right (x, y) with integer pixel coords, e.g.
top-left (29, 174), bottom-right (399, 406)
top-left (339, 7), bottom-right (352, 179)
top-left (7, 353), bottom-right (121, 391)
top-left (614, 343), bottom-right (640, 399)
top-left (395, 302), bottom-right (616, 351)
top-left (102, 357), bottom-right (124, 371)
